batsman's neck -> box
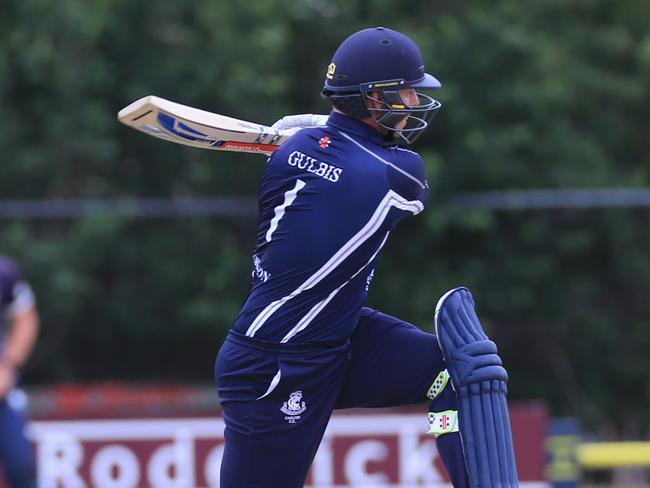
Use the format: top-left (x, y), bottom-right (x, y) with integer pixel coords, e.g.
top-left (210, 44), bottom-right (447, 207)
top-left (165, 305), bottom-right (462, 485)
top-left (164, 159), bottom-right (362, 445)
top-left (333, 107), bottom-right (388, 137)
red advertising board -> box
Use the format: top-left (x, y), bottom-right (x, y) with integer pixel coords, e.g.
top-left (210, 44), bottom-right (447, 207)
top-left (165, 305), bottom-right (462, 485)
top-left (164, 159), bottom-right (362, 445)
top-left (17, 405), bottom-right (546, 488)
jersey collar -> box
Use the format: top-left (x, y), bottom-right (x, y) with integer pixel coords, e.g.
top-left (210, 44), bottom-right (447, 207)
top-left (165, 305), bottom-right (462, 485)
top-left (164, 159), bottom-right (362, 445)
top-left (326, 111), bottom-right (387, 146)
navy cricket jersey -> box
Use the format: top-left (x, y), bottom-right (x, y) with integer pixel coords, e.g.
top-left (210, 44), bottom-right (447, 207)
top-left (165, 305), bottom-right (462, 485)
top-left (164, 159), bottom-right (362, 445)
top-left (231, 112), bottom-right (429, 344)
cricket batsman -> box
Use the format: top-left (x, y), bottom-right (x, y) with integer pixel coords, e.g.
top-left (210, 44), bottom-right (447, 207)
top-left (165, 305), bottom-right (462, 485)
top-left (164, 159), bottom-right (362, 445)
top-left (215, 27), bottom-right (518, 488)
top-left (0, 257), bottom-right (39, 488)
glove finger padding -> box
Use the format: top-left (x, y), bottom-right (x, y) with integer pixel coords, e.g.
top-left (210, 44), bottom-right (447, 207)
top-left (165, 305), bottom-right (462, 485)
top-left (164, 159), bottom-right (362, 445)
top-left (435, 287), bottom-right (519, 488)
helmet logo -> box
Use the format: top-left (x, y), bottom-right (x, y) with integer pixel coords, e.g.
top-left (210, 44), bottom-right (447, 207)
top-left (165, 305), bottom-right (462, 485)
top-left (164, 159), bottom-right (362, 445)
top-left (362, 79), bottom-right (405, 90)
top-left (326, 63), bottom-right (336, 80)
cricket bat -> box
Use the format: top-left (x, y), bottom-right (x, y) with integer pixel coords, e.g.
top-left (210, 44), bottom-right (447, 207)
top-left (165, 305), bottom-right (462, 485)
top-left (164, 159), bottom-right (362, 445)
top-left (117, 96), bottom-right (291, 156)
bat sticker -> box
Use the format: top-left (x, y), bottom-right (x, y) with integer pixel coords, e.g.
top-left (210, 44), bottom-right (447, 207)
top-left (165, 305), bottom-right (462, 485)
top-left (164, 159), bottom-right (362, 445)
top-left (157, 113), bottom-right (220, 146)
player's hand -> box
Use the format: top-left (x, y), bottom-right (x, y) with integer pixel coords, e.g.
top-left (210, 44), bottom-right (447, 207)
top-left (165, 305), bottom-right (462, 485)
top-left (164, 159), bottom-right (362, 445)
top-left (271, 114), bottom-right (328, 135)
top-left (0, 363), bottom-right (16, 399)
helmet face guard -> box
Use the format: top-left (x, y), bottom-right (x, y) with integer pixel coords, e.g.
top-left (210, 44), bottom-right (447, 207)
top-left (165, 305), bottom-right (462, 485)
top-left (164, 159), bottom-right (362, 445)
top-left (361, 81), bottom-right (441, 144)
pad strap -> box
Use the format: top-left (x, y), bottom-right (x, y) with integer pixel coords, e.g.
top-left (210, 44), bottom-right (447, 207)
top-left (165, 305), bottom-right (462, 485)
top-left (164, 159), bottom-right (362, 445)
top-left (427, 409), bottom-right (459, 437)
top-left (426, 369), bottom-right (450, 400)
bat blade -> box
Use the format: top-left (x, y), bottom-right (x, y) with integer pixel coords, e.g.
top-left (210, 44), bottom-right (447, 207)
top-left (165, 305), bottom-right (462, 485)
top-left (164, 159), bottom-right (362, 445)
top-left (117, 96), bottom-right (290, 155)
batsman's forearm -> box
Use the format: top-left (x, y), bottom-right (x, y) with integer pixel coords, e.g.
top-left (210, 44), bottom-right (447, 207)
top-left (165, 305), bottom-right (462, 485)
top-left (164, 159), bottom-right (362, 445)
top-left (1, 307), bottom-right (39, 369)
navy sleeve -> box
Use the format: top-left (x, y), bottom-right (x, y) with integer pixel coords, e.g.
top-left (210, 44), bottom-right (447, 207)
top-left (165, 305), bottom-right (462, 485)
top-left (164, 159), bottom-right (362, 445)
top-left (0, 257), bottom-right (20, 307)
top-left (386, 146), bottom-right (429, 203)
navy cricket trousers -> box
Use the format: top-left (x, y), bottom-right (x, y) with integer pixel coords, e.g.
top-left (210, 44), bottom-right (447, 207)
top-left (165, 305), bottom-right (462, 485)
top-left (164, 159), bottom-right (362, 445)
top-left (215, 307), bottom-right (466, 488)
top-left (0, 391), bottom-right (36, 488)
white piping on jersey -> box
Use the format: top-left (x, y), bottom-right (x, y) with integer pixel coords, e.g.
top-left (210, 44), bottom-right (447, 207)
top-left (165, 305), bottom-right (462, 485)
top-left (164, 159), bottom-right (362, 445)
top-left (394, 146), bottom-right (420, 156)
top-left (265, 179), bottom-right (306, 242)
top-left (280, 231), bottom-right (390, 343)
top-left (338, 131), bottom-right (426, 190)
top-left (256, 368), bottom-right (282, 400)
top-left (245, 190), bottom-right (423, 337)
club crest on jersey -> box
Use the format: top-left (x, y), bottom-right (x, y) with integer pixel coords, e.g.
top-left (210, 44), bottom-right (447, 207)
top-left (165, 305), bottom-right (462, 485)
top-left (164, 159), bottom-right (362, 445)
top-left (319, 136), bottom-right (331, 149)
top-left (281, 390), bottom-right (307, 423)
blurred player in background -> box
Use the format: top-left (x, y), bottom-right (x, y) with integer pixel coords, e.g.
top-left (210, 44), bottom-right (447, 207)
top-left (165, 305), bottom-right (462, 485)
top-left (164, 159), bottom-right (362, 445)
top-left (0, 257), bottom-right (39, 488)
top-left (216, 27), bottom-right (516, 488)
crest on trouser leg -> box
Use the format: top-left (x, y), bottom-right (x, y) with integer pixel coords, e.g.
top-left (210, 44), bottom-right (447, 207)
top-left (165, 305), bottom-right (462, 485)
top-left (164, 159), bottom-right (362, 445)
top-left (281, 390), bottom-right (307, 424)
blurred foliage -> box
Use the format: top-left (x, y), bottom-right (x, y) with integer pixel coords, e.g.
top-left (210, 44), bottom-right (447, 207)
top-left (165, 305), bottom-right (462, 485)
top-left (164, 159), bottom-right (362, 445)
top-left (1, 0), bottom-right (649, 435)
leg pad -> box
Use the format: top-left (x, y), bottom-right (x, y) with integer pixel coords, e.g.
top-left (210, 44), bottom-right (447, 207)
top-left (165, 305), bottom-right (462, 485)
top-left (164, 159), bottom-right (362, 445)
top-left (435, 287), bottom-right (519, 488)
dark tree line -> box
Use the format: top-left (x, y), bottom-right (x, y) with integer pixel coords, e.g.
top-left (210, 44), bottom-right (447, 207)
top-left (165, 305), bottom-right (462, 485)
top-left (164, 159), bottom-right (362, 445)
top-left (2, 0), bottom-right (649, 435)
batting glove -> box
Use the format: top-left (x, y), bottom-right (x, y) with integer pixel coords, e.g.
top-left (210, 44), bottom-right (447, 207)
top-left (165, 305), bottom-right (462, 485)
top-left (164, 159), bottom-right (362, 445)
top-left (271, 114), bottom-right (328, 135)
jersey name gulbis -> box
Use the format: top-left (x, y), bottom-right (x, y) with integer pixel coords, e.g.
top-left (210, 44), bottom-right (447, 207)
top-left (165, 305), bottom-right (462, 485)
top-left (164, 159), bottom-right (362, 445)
top-left (287, 150), bottom-right (343, 183)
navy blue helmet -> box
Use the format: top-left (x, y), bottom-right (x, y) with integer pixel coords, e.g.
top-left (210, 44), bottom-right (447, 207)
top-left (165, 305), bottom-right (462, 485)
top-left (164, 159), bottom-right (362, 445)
top-left (322, 27), bottom-right (442, 144)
